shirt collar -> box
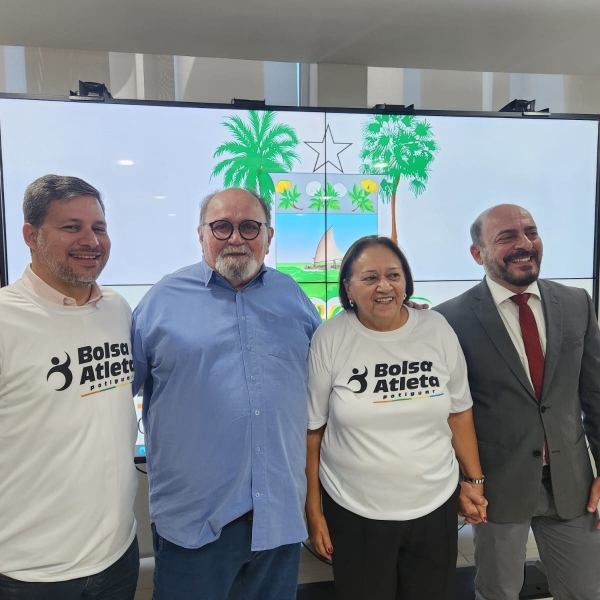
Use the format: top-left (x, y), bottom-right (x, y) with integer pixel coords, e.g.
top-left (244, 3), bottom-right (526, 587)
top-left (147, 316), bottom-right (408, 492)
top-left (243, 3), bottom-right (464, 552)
top-left (485, 275), bottom-right (541, 308)
top-left (21, 265), bottom-right (103, 306)
top-left (201, 259), bottom-right (268, 289)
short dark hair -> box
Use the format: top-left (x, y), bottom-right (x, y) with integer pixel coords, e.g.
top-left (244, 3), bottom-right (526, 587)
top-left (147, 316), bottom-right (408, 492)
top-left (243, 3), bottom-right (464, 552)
top-left (339, 235), bottom-right (414, 311)
top-left (470, 208), bottom-right (491, 246)
top-left (199, 188), bottom-right (272, 226)
top-left (23, 174), bottom-right (104, 228)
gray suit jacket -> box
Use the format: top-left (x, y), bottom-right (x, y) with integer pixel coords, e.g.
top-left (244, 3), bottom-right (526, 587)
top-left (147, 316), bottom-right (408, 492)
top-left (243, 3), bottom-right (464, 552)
top-left (435, 278), bottom-right (600, 522)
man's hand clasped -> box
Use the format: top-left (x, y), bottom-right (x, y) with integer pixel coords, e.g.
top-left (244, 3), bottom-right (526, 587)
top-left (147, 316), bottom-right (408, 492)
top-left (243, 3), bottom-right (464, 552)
top-left (458, 481), bottom-right (488, 524)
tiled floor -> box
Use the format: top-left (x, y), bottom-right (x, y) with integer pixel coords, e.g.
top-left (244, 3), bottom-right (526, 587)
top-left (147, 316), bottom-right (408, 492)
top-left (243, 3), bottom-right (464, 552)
top-left (456, 523), bottom-right (544, 566)
top-left (134, 558), bottom-right (154, 600)
top-left (298, 545), bottom-right (335, 584)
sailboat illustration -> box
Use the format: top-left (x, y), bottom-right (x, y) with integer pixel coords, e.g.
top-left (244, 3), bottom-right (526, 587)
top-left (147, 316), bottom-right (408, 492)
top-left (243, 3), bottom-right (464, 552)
top-left (305, 227), bottom-right (343, 270)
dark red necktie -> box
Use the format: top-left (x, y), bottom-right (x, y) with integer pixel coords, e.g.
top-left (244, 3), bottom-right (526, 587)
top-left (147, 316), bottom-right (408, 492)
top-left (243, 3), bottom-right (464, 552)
top-left (510, 293), bottom-right (548, 461)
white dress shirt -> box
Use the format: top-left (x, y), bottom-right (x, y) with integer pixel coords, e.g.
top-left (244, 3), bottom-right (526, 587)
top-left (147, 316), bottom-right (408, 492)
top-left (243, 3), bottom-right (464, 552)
top-left (485, 275), bottom-right (547, 387)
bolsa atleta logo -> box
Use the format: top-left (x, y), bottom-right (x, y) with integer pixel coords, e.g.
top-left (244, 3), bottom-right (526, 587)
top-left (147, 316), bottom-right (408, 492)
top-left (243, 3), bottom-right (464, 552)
top-left (348, 360), bottom-right (443, 404)
top-left (46, 341), bottom-right (134, 397)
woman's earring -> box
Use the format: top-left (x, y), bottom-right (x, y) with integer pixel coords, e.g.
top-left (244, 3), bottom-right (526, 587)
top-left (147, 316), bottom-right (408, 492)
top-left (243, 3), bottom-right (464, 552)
top-left (403, 293), bottom-right (407, 301)
top-left (349, 300), bottom-right (354, 308)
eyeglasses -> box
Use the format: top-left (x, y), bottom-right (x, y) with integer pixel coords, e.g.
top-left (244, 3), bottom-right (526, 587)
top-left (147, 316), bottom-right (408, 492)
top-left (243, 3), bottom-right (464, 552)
top-left (202, 219), bottom-right (268, 241)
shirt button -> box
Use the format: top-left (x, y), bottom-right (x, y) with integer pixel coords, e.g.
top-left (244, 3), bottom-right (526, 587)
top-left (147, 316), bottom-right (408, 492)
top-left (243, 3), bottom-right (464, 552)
top-left (246, 345), bottom-right (250, 349)
top-left (255, 410), bottom-right (260, 416)
top-left (250, 376), bottom-right (256, 381)
top-left (241, 316), bottom-right (246, 321)
top-left (256, 446), bottom-right (260, 452)
top-left (533, 450), bottom-right (542, 457)
top-left (255, 492), bottom-right (260, 498)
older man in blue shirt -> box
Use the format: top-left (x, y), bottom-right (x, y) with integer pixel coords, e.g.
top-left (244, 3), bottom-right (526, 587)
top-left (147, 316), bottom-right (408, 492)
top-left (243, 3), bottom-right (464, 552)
top-left (132, 187), bottom-right (321, 600)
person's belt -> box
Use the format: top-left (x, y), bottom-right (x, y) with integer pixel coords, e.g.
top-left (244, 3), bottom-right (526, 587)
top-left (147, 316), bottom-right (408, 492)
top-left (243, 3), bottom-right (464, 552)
top-left (231, 510), bottom-right (254, 524)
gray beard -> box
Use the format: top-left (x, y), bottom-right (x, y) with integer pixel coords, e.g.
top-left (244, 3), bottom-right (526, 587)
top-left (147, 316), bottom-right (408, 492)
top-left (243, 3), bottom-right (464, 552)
top-left (215, 254), bottom-right (260, 284)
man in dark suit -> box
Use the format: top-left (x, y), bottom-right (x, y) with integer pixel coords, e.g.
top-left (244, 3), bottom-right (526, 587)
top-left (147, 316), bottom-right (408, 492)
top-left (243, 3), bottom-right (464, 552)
top-left (435, 204), bottom-right (600, 600)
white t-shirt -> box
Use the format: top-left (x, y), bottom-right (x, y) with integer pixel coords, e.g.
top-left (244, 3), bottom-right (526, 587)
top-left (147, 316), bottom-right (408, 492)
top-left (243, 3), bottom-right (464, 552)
top-left (0, 280), bottom-right (138, 582)
top-left (308, 308), bottom-right (472, 521)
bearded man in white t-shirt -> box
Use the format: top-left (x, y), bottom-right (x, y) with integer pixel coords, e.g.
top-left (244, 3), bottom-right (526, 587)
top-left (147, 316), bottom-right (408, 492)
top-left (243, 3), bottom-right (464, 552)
top-left (0, 174), bottom-right (139, 600)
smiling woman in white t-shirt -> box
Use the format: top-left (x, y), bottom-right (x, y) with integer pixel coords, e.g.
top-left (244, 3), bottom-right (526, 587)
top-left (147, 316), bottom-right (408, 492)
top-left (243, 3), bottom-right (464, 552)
top-left (306, 235), bottom-right (487, 600)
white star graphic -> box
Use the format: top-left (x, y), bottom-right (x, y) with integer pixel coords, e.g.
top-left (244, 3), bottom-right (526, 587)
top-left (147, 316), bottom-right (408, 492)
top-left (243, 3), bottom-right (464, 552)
top-left (305, 125), bottom-right (352, 173)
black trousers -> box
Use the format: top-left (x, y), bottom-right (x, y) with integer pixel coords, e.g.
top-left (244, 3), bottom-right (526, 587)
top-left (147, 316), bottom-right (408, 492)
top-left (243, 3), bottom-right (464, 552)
top-left (322, 486), bottom-right (459, 600)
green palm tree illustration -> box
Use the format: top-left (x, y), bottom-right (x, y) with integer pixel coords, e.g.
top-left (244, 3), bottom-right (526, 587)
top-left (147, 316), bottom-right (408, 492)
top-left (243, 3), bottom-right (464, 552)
top-left (211, 111), bottom-right (300, 205)
top-left (359, 114), bottom-right (439, 243)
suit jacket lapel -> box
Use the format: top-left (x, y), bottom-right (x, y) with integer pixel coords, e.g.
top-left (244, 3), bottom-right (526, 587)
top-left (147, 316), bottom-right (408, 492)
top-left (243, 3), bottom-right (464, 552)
top-left (538, 279), bottom-right (561, 401)
top-left (471, 279), bottom-right (538, 401)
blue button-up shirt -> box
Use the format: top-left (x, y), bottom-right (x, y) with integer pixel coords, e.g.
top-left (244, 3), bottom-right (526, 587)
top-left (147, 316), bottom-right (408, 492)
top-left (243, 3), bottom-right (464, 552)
top-left (132, 261), bottom-right (321, 551)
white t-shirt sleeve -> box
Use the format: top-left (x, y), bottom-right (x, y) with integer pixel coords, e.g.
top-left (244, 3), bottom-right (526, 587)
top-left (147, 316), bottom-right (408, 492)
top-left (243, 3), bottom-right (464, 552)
top-left (307, 335), bottom-right (332, 430)
top-left (446, 333), bottom-right (473, 413)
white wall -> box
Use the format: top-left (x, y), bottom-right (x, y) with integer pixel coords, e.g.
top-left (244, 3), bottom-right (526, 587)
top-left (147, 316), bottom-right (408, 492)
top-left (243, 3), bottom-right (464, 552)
top-left (5, 45), bottom-right (600, 114)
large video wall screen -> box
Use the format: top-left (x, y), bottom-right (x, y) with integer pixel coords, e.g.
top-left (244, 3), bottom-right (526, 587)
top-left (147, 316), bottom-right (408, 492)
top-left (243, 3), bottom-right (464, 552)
top-left (0, 98), bottom-right (598, 458)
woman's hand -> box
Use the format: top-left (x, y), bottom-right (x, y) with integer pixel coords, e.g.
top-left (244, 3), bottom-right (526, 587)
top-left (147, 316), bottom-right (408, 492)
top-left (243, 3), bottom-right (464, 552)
top-left (458, 481), bottom-right (488, 524)
top-left (447, 409), bottom-right (487, 524)
top-left (305, 426), bottom-right (331, 558)
top-left (307, 509), bottom-right (333, 559)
